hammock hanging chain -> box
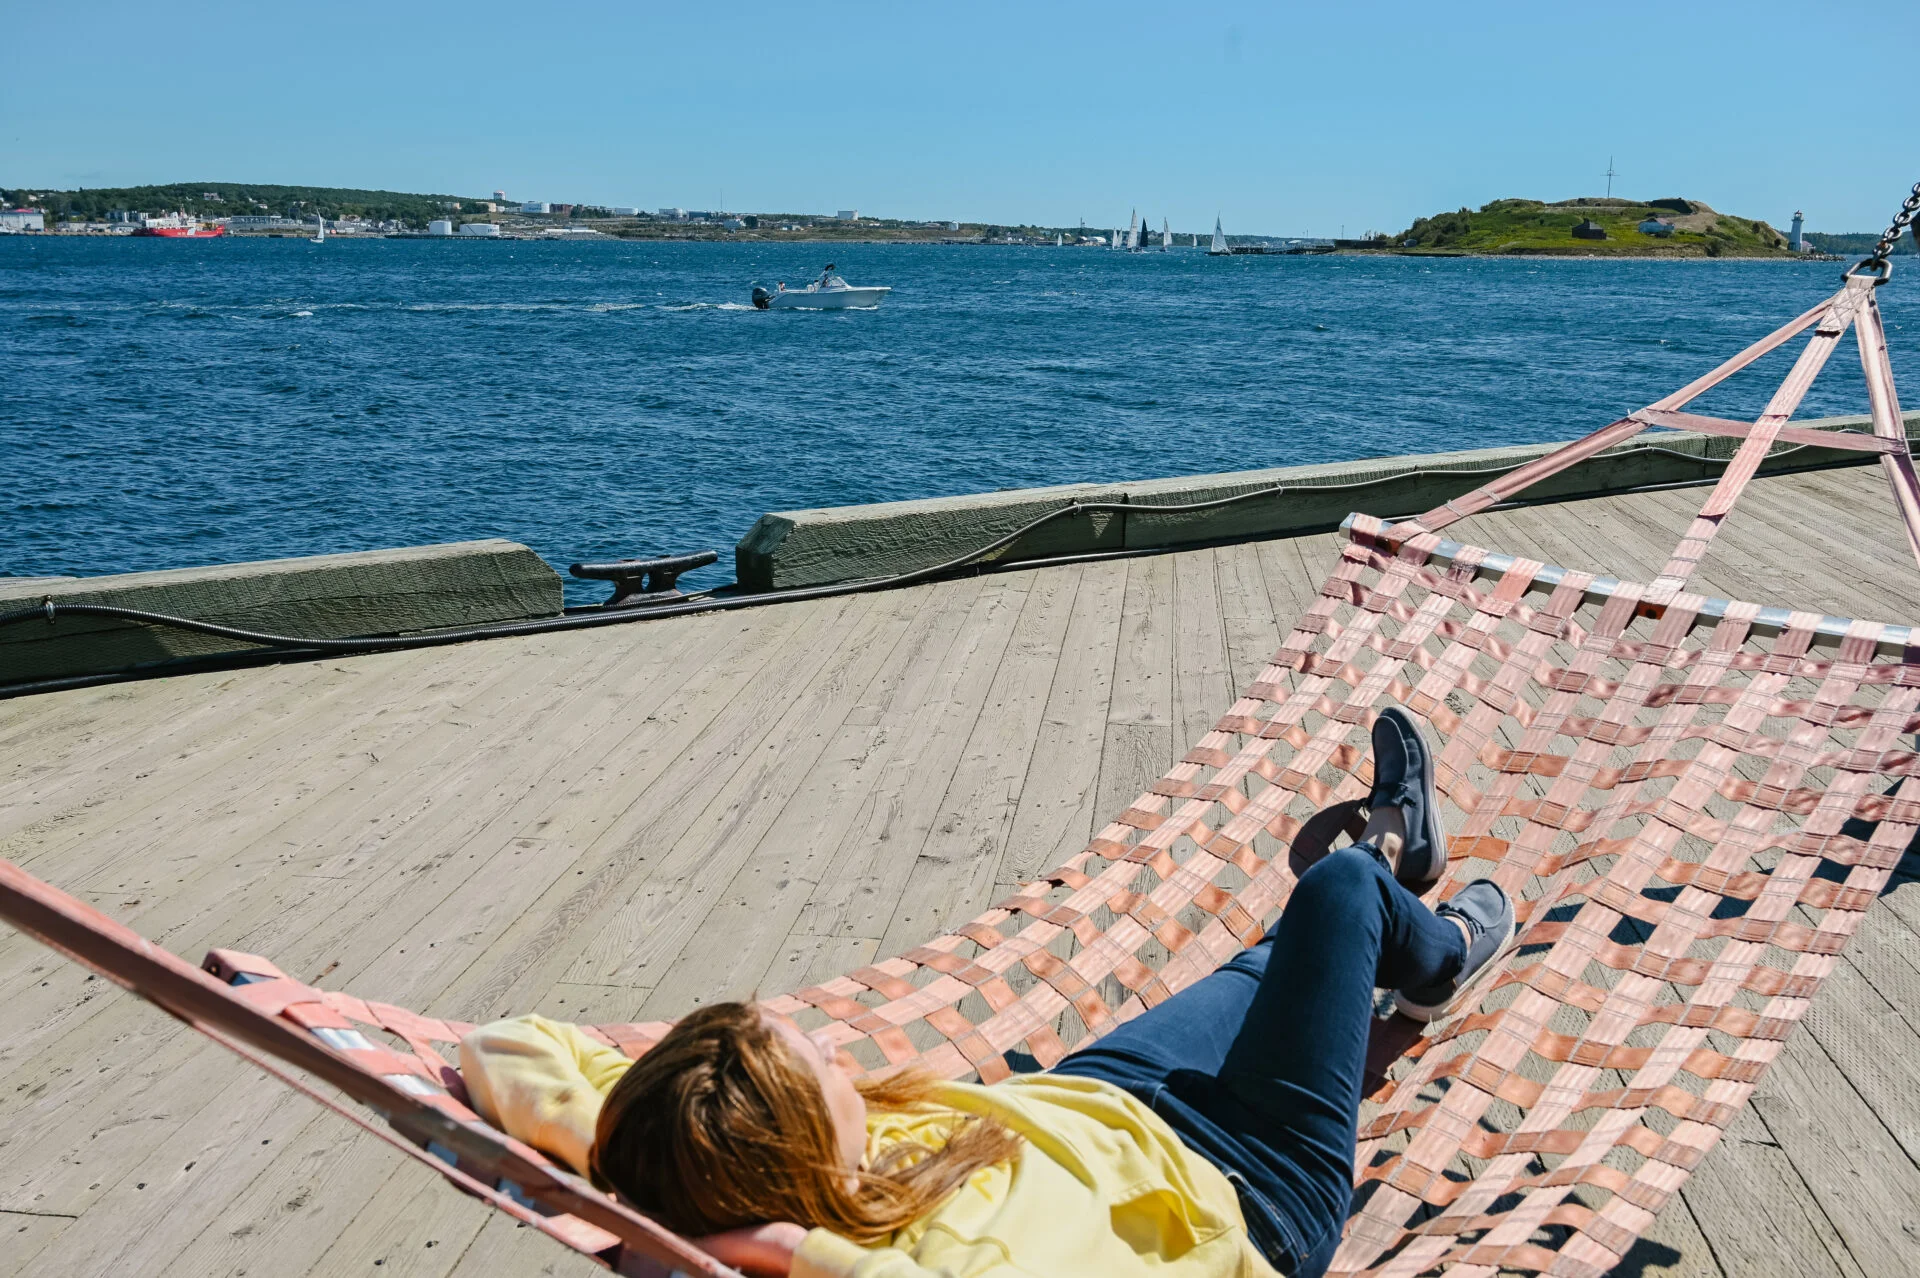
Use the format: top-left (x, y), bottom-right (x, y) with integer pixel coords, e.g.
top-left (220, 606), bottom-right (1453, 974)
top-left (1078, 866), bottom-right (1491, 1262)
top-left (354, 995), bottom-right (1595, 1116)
top-left (1846, 177), bottom-right (1920, 283)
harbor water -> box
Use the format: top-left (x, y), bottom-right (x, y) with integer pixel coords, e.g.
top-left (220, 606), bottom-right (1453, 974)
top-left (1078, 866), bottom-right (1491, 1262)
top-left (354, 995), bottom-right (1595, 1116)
top-left (4, 238), bottom-right (1914, 602)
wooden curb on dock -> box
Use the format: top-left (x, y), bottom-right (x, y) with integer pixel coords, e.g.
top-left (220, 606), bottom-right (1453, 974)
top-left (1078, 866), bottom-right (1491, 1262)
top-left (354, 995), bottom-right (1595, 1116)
top-left (734, 412), bottom-right (1920, 591)
top-left (0, 540), bottom-right (563, 685)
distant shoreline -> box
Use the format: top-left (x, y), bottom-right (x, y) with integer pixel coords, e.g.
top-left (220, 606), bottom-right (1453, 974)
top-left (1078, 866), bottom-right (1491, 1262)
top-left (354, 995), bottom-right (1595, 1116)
top-left (6, 232), bottom-right (1856, 262)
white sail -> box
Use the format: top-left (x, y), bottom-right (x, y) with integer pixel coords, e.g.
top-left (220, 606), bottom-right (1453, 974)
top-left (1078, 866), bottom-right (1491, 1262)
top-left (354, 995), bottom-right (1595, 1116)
top-left (1056, 232), bottom-right (1063, 247)
top-left (1161, 218), bottom-right (1171, 249)
top-left (1112, 228), bottom-right (1122, 249)
top-left (1209, 217), bottom-right (1228, 255)
top-left (1126, 210), bottom-right (1137, 251)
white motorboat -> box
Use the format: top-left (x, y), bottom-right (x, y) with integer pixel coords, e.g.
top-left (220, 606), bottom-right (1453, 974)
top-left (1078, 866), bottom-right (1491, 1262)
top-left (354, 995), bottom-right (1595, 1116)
top-left (753, 265), bottom-right (890, 310)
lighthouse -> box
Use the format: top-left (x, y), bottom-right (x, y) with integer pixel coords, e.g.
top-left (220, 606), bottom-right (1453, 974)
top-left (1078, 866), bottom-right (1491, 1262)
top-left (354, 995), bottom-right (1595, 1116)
top-left (1789, 210), bottom-right (1805, 253)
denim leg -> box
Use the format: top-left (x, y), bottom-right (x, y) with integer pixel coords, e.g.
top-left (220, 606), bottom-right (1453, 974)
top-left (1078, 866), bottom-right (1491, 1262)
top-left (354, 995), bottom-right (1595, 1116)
top-left (1050, 843), bottom-right (1463, 1275)
top-left (1049, 935), bottom-right (1271, 1090)
top-left (1205, 843), bottom-right (1465, 1262)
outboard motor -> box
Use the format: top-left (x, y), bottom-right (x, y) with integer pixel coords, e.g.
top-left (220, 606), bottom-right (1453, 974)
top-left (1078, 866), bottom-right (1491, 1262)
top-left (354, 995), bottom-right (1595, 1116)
top-left (751, 285), bottom-right (772, 310)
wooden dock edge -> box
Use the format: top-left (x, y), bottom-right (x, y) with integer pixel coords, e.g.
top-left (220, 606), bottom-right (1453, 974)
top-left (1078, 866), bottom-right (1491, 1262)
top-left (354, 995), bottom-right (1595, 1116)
top-left (0, 540), bottom-right (563, 684)
top-left (735, 411), bottom-right (1920, 591)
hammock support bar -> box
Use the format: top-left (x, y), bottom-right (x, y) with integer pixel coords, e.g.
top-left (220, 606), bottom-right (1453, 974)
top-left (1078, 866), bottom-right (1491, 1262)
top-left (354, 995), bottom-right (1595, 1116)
top-left (1351, 514), bottom-right (1920, 656)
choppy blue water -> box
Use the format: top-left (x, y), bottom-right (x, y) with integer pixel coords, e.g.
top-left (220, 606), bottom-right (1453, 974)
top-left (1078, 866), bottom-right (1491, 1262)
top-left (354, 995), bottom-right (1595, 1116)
top-left (4, 238), bottom-right (1914, 603)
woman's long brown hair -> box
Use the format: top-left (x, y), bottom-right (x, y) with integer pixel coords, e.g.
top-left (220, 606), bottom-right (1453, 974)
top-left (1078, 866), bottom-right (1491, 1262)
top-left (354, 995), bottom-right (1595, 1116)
top-left (589, 1002), bottom-right (1021, 1242)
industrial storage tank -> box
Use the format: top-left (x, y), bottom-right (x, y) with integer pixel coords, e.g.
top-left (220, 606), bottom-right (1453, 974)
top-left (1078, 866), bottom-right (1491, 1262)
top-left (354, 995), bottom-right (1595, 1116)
top-left (456, 222), bottom-right (501, 237)
top-left (428, 219), bottom-right (453, 236)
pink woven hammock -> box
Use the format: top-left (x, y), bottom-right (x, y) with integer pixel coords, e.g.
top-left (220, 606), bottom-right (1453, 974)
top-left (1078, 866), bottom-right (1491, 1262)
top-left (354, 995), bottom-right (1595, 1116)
top-left (3, 272), bottom-right (1916, 1278)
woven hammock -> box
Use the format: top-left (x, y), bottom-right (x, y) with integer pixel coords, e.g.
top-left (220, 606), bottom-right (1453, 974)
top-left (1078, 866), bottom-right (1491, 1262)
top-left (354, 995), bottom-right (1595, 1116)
top-left (3, 274), bottom-right (1916, 1278)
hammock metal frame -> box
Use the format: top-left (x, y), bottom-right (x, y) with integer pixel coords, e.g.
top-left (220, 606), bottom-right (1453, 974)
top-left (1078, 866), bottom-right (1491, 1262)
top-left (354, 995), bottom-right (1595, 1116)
top-left (2, 275), bottom-right (1915, 1278)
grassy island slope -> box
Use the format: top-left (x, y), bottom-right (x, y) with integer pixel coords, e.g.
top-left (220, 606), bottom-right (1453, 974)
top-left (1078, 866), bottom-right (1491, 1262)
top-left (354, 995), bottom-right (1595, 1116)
top-left (1399, 197), bottom-right (1796, 257)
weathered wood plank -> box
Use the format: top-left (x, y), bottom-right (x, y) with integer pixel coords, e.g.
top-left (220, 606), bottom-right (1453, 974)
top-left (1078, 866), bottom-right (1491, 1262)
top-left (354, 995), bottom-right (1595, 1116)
top-left (440, 1210), bottom-right (600, 1277)
top-left (302, 1166), bottom-right (479, 1278)
top-left (1748, 1019), bottom-right (1920, 1278)
top-left (642, 575), bottom-right (1005, 1011)
top-left (0, 1211), bottom-right (73, 1277)
top-left (569, 592), bottom-right (920, 990)
top-left (876, 564), bottom-right (1084, 946)
top-left (990, 560), bottom-right (1128, 888)
top-left (803, 575), bottom-right (1030, 963)
top-left (1674, 1103), bottom-right (1863, 1278)
top-left (418, 594), bottom-right (865, 1021)
top-left (1170, 549), bottom-right (1233, 757)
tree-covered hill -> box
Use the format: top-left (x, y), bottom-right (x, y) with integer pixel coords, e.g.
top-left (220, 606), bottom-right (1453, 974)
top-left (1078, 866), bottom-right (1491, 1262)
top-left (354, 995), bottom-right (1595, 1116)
top-left (1802, 229), bottom-right (1918, 256)
top-left (1396, 197), bottom-right (1798, 256)
top-left (0, 182), bottom-right (493, 227)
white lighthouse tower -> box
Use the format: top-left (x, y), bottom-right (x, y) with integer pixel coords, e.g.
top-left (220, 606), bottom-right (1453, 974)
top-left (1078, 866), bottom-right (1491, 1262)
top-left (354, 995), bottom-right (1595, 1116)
top-left (1789, 210), bottom-right (1805, 253)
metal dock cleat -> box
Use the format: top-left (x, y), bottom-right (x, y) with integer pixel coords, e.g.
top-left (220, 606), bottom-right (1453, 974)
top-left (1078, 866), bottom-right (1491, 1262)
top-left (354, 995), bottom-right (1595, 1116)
top-left (569, 550), bottom-right (718, 607)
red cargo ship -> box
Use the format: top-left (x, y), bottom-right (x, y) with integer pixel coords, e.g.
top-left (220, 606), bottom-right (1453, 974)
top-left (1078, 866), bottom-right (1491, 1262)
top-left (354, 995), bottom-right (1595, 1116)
top-left (131, 213), bottom-right (227, 238)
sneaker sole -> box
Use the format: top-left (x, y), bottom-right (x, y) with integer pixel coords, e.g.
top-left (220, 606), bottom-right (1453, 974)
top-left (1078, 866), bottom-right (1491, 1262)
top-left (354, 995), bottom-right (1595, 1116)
top-left (1392, 911), bottom-right (1516, 1023)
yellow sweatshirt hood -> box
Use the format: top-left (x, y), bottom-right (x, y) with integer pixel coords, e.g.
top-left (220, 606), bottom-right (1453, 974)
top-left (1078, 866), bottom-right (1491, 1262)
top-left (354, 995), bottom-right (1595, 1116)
top-left (460, 1015), bottom-right (1278, 1278)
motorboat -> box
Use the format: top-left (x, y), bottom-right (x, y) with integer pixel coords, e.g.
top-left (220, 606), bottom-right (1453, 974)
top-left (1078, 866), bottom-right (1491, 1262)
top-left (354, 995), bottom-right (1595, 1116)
top-left (752, 265), bottom-right (890, 310)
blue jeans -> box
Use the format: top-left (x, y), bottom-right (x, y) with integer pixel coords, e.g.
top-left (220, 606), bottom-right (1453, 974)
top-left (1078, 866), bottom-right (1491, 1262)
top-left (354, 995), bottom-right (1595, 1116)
top-left (1049, 844), bottom-right (1465, 1277)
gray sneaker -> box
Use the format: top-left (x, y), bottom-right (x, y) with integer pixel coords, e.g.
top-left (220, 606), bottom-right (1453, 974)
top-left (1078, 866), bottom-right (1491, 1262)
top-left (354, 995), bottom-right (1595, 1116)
top-left (1394, 880), bottom-right (1514, 1022)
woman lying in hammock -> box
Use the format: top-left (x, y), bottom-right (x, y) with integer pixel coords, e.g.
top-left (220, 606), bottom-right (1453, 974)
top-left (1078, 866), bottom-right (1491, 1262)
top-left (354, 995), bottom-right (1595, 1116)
top-left (460, 708), bottom-right (1514, 1278)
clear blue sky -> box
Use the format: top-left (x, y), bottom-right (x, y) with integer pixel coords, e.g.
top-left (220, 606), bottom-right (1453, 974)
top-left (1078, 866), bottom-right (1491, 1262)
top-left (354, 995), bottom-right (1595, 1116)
top-left (4, 1), bottom-right (1916, 236)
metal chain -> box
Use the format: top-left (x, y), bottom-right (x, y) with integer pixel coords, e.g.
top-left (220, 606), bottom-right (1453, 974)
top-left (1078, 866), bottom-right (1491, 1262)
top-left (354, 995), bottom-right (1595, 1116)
top-left (1848, 179), bottom-right (1920, 283)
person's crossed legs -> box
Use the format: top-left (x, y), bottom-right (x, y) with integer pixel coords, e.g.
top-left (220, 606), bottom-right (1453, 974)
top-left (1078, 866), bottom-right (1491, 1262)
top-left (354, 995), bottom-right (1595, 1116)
top-left (1051, 803), bottom-right (1465, 1275)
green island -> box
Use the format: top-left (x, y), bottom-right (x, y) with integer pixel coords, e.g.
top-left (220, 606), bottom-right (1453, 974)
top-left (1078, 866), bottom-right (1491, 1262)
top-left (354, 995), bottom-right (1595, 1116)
top-left (1392, 196), bottom-right (1866, 258)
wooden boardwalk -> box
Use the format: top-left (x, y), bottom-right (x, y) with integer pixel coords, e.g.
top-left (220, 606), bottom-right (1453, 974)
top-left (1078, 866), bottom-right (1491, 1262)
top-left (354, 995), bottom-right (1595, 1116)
top-left (4, 465), bottom-right (1919, 1277)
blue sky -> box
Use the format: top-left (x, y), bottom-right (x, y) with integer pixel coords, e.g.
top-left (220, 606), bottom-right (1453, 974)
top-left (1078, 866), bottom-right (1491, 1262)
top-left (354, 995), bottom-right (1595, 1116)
top-left (4, 1), bottom-right (1916, 236)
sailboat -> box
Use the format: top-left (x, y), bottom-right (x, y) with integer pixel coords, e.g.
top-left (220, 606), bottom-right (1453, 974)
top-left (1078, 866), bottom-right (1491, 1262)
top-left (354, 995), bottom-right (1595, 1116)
top-left (1160, 218), bottom-right (1171, 250)
top-left (1208, 217), bottom-right (1230, 256)
top-left (311, 216), bottom-right (325, 245)
top-left (1126, 210), bottom-right (1138, 251)
top-left (1055, 232), bottom-right (1063, 247)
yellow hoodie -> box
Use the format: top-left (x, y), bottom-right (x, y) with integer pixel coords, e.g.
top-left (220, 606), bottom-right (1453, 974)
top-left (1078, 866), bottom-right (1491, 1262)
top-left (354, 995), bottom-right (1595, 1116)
top-left (460, 1016), bottom-right (1279, 1278)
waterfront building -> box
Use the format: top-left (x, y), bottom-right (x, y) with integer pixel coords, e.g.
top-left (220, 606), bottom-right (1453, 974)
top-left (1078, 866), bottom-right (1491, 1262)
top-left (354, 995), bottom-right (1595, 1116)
top-left (0, 208), bottom-right (46, 232)
top-left (1637, 216), bottom-right (1675, 237)
top-left (658, 207), bottom-right (687, 220)
top-left (521, 201), bottom-right (550, 214)
top-left (1571, 219), bottom-right (1607, 240)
